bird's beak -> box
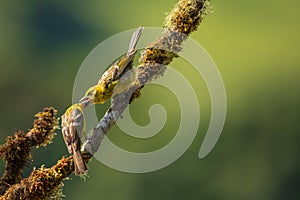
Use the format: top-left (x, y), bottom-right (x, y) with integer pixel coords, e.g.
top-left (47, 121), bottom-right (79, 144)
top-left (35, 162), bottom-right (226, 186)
top-left (79, 96), bottom-right (91, 108)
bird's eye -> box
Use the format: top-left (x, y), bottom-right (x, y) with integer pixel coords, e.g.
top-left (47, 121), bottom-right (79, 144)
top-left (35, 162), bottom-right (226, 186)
top-left (102, 71), bottom-right (108, 78)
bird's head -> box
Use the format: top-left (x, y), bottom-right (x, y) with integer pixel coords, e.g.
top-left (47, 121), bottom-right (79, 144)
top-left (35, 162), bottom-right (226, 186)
top-left (80, 85), bottom-right (105, 106)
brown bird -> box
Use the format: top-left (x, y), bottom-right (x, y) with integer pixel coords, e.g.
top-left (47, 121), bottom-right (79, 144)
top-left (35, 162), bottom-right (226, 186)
top-left (61, 103), bottom-right (87, 175)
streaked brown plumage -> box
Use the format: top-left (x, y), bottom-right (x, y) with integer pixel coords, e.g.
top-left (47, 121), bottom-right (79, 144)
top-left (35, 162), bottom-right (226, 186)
top-left (61, 103), bottom-right (87, 175)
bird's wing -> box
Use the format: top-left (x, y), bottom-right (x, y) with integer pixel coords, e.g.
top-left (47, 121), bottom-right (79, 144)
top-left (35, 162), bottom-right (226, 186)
top-left (62, 124), bottom-right (73, 154)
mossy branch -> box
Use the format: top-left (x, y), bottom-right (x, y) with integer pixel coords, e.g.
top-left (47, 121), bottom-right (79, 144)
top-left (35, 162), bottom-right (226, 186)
top-left (0, 107), bottom-right (58, 196)
top-left (0, 153), bottom-right (91, 200)
top-left (0, 0), bottom-right (211, 199)
top-left (82, 0), bottom-right (210, 155)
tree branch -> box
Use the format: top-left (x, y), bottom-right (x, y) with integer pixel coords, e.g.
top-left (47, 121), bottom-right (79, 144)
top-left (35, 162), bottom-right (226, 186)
top-left (0, 0), bottom-right (211, 199)
top-left (0, 107), bottom-right (58, 196)
top-left (82, 0), bottom-right (211, 155)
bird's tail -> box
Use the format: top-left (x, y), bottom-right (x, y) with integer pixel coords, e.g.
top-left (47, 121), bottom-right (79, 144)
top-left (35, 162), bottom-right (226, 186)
top-left (73, 149), bottom-right (87, 175)
top-left (127, 27), bottom-right (143, 56)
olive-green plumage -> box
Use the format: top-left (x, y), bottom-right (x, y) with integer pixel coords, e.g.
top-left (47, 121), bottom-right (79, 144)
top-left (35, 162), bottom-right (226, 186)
top-left (81, 27), bottom-right (143, 105)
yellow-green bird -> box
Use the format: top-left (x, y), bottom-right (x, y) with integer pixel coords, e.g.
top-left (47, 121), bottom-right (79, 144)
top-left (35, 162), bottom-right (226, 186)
top-left (80, 27), bottom-right (143, 105)
top-left (61, 103), bottom-right (87, 175)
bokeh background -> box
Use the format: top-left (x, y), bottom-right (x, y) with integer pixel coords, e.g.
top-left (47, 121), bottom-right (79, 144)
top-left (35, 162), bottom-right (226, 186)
top-left (0, 0), bottom-right (299, 199)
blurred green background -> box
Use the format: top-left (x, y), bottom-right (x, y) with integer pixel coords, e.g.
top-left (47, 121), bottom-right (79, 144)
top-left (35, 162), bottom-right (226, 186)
top-left (0, 0), bottom-right (299, 199)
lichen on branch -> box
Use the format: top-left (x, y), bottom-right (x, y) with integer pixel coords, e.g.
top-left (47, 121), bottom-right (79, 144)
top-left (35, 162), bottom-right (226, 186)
top-left (0, 1), bottom-right (211, 199)
top-left (0, 107), bottom-right (58, 196)
top-left (82, 0), bottom-right (211, 155)
top-left (0, 152), bottom-right (91, 200)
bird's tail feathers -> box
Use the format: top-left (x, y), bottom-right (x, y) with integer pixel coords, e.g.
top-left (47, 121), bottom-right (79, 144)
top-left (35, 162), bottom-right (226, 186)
top-left (127, 27), bottom-right (143, 55)
top-left (73, 150), bottom-right (87, 175)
